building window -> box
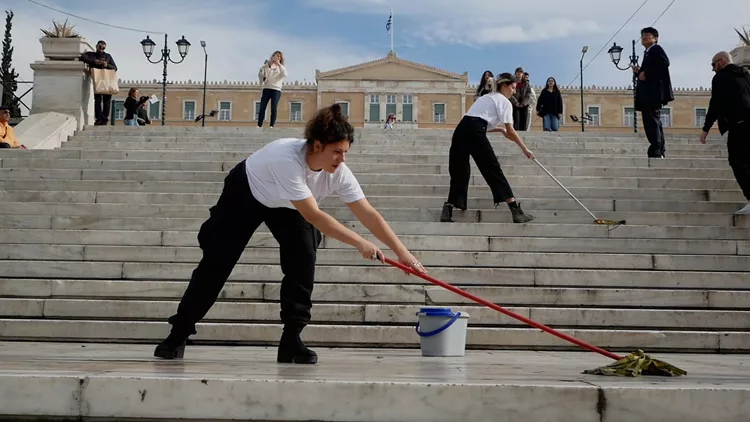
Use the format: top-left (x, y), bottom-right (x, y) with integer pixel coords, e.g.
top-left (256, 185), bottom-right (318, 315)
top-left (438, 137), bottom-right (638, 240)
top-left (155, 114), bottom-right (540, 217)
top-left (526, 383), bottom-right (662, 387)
top-left (183, 101), bottom-right (196, 121)
top-left (113, 100), bottom-right (125, 120)
top-left (386, 94), bottom-right (397, 118)
top-left (290, 101), bottom-right (302, 122)
top-left (433, 103), bottom-right (446, 123)
top-left (335, 102), bottom-right (349, 117)
top-left (254, 101), bottom-right (262, 121)
top-left (369, 94), bottom-right (380, 122)
top-left (587, 106), bottom-right (600, 126)
top-left (149, 101), bottom-right (160, 120)
top-left (219, 101), bottom-right (231, 121)
top-left (402, 95), bottom-right (413, 122)
top-left (623, 107), bottom-right (635, 128)
top-left (695, 107), bottom-right (707, 128)
top-left (660, 108), bottom-right (672, 128)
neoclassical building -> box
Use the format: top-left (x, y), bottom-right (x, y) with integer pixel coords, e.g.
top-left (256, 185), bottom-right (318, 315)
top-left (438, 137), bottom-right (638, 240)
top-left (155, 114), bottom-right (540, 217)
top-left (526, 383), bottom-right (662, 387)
top-left (117, 51), bottom-right (712, 134)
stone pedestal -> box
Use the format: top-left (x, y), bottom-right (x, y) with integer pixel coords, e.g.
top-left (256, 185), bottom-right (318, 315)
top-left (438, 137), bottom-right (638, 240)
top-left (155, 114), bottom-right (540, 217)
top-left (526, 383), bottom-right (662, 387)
top-left (730, 46), bottom-right (750, 70)
top-left (29, 60), bottom-right (95, 130)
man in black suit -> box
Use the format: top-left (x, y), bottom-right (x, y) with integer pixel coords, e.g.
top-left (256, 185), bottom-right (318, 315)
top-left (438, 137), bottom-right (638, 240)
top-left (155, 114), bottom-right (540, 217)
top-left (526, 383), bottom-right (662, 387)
top-left (632, 27), bottom-right (674, 158)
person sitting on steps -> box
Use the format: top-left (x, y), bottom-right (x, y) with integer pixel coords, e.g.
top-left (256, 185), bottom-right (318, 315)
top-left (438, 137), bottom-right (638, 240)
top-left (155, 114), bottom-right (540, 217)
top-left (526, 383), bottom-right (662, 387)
top-left (441, 72), bottom-right (536, 224)
top-left (153, 103), bottom-right (427, 364)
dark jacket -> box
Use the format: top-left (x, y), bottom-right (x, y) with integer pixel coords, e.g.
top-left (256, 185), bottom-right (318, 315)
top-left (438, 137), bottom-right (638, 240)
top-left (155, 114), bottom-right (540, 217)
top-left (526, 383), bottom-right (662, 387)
top-left (634, 44), bottom-right (674, 111)
top-left (536, 89), bottom-right (563, 117)
top-left (80, 51), bottom-right (117, 71)
top-left (703, 64), bottom-right (750, 135)
top-left (137, 107), bottom-right (151, 125)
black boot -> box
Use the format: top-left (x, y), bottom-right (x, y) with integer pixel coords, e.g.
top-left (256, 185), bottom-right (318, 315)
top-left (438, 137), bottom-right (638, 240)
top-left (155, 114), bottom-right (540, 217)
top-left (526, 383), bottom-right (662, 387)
top-left (153, 330), bottom-right (189, 359)
top-left (440, 202), bottom-right (454, 222)
top-left (507, 201), bottom-right (535, 223)
top-left (277, 323), bottom-right (318, 364)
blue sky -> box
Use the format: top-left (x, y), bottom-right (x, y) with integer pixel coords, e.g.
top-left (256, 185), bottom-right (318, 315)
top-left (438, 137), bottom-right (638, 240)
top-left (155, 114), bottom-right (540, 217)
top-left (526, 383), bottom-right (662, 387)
top-left (9, 0), bottom-right (750, 90)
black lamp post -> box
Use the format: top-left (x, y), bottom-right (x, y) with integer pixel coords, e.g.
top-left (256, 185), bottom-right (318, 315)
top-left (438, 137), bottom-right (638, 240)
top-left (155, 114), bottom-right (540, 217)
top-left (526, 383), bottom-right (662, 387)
top-left (607, 40), bottom-right (639, 133)
top-left (579, 45), bottom-right (588, 132)
top-left (200, 40), bottom-right (207, 127)
top-left (140, 34), bottom-right (191, 126)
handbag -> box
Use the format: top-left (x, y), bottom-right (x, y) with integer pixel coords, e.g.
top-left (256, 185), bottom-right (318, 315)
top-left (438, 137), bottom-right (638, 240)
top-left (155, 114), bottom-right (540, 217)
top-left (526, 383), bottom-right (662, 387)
top-left (90, 67), bottom-right (119, 95)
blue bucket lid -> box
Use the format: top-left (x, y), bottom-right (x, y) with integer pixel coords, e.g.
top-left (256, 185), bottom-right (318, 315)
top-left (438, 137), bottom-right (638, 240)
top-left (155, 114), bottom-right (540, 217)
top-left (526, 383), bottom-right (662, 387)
top-left (417, 307), bottom-right (456, 317)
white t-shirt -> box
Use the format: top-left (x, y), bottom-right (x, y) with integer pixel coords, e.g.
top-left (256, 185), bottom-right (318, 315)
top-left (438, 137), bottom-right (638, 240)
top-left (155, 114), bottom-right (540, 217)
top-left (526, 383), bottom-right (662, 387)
top-left (244, 138), bottom-right (365, 209)
top-left (465, 92), bottom-right (514, 128)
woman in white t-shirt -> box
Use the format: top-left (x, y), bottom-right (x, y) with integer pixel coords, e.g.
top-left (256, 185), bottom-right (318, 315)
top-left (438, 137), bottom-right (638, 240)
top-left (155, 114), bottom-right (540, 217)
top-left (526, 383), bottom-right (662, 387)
top-left (154, 103), bottom-right (426, 364)
top-left (441, 72), bottom-right (537, 224)
top-left (257, 50), bottom-right (287, 128)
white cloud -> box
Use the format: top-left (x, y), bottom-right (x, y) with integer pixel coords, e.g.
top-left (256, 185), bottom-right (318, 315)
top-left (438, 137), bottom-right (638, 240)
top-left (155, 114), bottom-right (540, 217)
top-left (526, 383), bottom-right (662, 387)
top-left (307, 0), bottom-right (750, 87)
top-left (9, 0), bottom-right (380, 86)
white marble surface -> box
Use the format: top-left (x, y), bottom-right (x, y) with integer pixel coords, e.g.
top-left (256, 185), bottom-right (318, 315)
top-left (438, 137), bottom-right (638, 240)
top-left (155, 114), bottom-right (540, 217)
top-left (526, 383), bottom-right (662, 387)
top-left (0, 342), bottom-right (748, 421)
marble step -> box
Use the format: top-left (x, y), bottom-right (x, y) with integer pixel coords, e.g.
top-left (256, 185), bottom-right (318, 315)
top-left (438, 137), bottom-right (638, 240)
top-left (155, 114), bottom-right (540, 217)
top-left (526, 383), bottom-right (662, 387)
top-left (0, 261), bottom-right (747, 288)
top-left (0, 229), bottom-right (745, 254)
top-left (0, 149), bottom-right (733, 167)
top-left (3, 298), bottom-right (749, 330)
top-left (2, 279), bottom-right (746, 309)
top-left (1, 180), bottom-right (736, 202)
top-left (1, 343), bottom-right (746, 422)
top-left (1, 202), bottom-right (744, 226)
top-left (0, 158), bottom-right (739, 178)
top-left (5, 218), bottom-right (748, 240)
top-left (0, 168), bottom-right (741, 190)
top-left (62, 139), bottom-right (724, 152)
top-left (4, 190), bottom-right (747, 213)
top-left (0, 319), bottom-right (743, 351)
top-left (1, 244), bottom-right (749, 272)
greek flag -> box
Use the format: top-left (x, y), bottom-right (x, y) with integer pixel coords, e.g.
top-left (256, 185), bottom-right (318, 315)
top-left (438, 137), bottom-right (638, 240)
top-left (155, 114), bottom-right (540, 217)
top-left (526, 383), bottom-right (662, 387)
top-left (386, 12), bottom-right (392, 33)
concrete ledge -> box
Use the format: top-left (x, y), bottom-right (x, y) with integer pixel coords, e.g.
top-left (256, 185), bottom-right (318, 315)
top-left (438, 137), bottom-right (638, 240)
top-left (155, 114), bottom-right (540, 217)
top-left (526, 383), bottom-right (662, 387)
top-left (0, 342), bottom-right (748, 422)
top-left (12, 112), bottom-right (78, 150)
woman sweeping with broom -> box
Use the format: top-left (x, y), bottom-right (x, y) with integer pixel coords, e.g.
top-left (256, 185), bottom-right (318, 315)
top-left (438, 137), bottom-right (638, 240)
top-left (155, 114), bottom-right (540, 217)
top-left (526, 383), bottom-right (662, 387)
top-left (441, 72), bottom-right (536, 223)
top-left (153, 103), bottom-right (426, 364)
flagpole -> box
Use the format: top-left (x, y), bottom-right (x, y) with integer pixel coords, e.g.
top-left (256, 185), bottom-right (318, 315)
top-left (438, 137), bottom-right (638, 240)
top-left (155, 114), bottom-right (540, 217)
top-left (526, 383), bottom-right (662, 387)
top-left (390, 8), bottom-right (394, 53)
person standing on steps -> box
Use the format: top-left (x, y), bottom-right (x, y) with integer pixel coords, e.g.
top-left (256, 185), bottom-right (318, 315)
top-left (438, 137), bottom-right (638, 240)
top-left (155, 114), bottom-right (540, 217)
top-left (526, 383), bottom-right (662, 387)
top-left (80, 40), bottom-right (117, 126)
top-left (257, 51), bottom-right (287, 128)
top-left (700, 51), bottom-right (750, 215)
top-left (632, 27), bottom-right (674, 158)
top-left (154, 103), bottom-right (427, 364)
top-left (441, 72), bottom-right (536, 224)
top-left (473, 70), bottom-right (494, 101)
top-left (536, 77), bottom-right (564, 132)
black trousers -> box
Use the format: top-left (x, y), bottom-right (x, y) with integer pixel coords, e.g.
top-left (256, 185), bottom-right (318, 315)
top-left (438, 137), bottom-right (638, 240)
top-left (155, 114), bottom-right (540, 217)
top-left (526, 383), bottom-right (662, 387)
top-left (446, 115), bottom-right (515, 210)
top-left (641, 107), bottom-right (666, 157)
top-left (94, 94), bottom-right (112, 125)
top-left (513, 106), bottom-right (529, 131)
top-left (728, 120), bottom-right (750, 201)
top-left (0, 142), bottom-right (10, 148)
top-left (258, 88), bottom-right (281, 127)
top-left (167, 160), bottom-right (322, 336)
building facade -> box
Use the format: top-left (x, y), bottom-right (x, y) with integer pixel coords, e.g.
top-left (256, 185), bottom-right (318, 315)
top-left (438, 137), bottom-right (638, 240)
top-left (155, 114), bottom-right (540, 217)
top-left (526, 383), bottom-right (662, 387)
top-left (116, 51), bottom-right (712, 134)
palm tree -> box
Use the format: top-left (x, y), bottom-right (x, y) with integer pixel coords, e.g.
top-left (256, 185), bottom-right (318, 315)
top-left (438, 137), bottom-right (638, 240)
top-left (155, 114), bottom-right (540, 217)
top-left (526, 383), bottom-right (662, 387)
top-left (735, 26), bottom-right (750, 46)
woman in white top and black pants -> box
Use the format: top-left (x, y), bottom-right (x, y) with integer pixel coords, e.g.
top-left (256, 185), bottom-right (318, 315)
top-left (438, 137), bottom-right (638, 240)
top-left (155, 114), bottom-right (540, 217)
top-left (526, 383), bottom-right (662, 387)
top-left (441, 72), bottom-right (536, 224)
top-left (257, 50), bottom-right (287, 128)
top-left (154, 103), bottom-right (426, 364)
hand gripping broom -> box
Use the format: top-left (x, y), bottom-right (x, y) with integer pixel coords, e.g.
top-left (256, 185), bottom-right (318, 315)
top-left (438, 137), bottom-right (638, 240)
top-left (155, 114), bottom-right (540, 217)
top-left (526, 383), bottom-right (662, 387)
top-left (533, 158), bottom-right (626, 227)
top-left (384, 257), bottom-right (686, 377)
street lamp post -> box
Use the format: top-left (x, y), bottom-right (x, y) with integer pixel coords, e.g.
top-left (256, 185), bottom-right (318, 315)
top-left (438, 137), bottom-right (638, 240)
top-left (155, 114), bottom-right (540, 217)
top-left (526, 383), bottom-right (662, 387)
top-left (607, 40), bottom-right (640, 133)
top-left (200, 40), bottom-right (207, 127)
top-left (140, 34), bottom-right (191, 126)
top-left (580, 45), bottom-right (588, 133)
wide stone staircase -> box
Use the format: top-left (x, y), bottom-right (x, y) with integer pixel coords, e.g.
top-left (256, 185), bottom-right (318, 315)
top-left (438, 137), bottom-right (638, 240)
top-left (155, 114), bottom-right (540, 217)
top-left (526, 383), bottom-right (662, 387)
top-left (0, 126), bottom-right (748, 354)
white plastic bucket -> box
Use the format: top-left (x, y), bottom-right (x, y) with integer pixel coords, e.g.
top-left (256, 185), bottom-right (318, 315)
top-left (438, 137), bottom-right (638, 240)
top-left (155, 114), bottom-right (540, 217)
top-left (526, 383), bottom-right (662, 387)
top-left (415, 307), bottom-right (470, 357)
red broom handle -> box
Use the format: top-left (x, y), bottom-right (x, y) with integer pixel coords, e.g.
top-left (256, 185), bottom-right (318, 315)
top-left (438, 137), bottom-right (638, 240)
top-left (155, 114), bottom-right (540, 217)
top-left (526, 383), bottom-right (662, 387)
top-left (383, 257), bottom-right (623, 361)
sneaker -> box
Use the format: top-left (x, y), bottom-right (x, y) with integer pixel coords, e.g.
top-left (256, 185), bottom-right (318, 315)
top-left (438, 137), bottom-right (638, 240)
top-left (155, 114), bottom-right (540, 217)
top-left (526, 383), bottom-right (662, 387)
top-left (277, 323), bottom-right (317, 364)
top-left (508, 201), bottom-right (535, 223)
top-left (734, 203), bottom-right (750, 215)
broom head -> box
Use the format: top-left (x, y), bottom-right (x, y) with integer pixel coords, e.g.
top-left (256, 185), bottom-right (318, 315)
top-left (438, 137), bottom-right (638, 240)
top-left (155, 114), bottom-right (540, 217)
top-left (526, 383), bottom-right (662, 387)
top-left (594, 219), bottom-right (627, 227)
top-left (582, 349), bottom-right (687, 377)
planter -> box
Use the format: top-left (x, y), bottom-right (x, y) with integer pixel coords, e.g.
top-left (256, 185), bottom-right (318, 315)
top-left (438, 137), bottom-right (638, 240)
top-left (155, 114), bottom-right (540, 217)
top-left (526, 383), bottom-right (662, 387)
top-left (730, 46), bottom-right (750, 69)
top-left (40, 37), bottom-right (92, 61)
